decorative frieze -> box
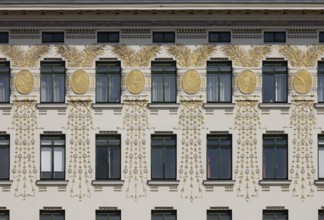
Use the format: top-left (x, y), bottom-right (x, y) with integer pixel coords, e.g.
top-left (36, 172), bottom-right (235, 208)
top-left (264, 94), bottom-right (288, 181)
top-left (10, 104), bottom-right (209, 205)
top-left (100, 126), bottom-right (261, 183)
top-left (9, 29), bottom-right (40, 39)
top-left (65, 29), bottom-right (96, 39)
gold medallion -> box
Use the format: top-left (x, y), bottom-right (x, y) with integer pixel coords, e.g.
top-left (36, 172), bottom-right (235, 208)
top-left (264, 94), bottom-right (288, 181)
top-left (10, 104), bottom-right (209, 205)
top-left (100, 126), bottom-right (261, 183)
top-left (126, 70), bottom-right (145, 94)
top-left (237, 70), bottom-right (257, 94)
top-left (15, 70), bottom-right (34, 94)
top-left (182, 70), bottom-right (201, 94)
top-left (292, 69), bottom-right (312, 94)
top-left (70, 70), bottom-right (89, 94)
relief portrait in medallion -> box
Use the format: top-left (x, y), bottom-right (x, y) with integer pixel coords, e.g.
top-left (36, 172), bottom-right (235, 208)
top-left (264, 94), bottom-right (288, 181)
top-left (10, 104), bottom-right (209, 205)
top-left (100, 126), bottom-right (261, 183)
top-left (126, 70), bottom-right (145, 94)
top-left (15, 70), bottom-right (34, 94)
top-left (292, 69), bottom-right (312, 94)
top-left (70, 70), bottom-right (89, 94)
top-left (182, 70), bottom-right (201, 94)
top-left (237, 70), bottom-right (257, 94)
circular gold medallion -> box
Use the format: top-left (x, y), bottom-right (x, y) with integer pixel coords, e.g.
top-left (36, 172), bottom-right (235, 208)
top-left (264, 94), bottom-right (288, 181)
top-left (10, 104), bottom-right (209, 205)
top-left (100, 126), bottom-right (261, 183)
top-left (182, 70), bottom-right (201, 94)
top-left (126, 70), bottom-right (145, 94)
top-left (70, 70), bottom-right (89, 94)
top-left (15, 70), bottom-right (34, 94)
top-left (292, 69), bottom-right (312, 94)
top-left (237, 70), bottom-right (257, 94)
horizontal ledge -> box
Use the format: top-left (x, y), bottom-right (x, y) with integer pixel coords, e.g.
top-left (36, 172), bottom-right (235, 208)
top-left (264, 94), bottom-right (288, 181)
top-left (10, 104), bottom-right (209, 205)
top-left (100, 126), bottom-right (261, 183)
top-left (36, 103), bottom-right (68, 109)
top-left (203, 180), bottom-right (235, 186)
top-left (259, 180), bottom-right (291, 186)
top-left (259, 103), bottom-right (291, 109)
top-left (0, 180), bottom-right (13, 186)
top-left (0, 104), bottom-right (13, 109)
top-left (148, 104), bottom-right (180, 109)
top-left (315, 103), bottom-right (324, 109)
top-left (314, 180), bottom-right (324, 186)
top-left (92, 180), bottom-right (124, 186)
top-left (147, 180), bottom-right (180, 186)
top-left (203, 103), bottom-right (235, 109)
top-left (36, 180), bottom-right (69, 186)
top-left (92, 103), bottom-right (124, 109)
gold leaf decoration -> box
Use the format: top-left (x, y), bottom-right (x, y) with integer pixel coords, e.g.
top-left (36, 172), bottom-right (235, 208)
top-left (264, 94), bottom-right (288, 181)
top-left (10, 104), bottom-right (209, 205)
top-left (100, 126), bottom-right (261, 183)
top-left (221, 45), bottom-right (271, 67)
top-left (0, 45), bottom-right (50, 67)
top-left (278, 45), bottom-right (324, 67)
top-left (56, 45), bottom-right (105, 67)
top-left (166, 44), bottom-right (217, 67)
top-left (112, 44), bottom-right (160, 67)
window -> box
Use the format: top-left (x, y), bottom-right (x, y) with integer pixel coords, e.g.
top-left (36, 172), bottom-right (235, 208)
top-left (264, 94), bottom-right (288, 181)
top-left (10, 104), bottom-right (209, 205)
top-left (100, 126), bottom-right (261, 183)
top-left (151, 135), bottom-right (176, 180)
top-left (264, 32), bottom-right (286, 43)
top-left (96, 62), bottom-right (121, 103)
top-left (40, 211), bottom-right (64, 220)
top-left (207, 135), bottom-right (232, 180)
top-left (319, 210), bottom-right (324, 220)
top-left (96, 210), bottom-right (121, 220)
top-left (0, 32), bottom-right (8, 44)
top-left (151, 62), bottom-right (177, 103)
top-left (207, 62), bottom-right (232, 103)
top-left (262, 62), bottom-right (287, 103)
top-left (152, 210), bottom-right (176, 220)
top-left (207, 210), bottom-right (232, 220)
top-left (40, 62), bottom-right (65, 103)
top-left (96, 135), bottom-right (121, 180)
top-left (263, 135), bottom-right (288, 180)
top-left (318, 62), bottom-right (324, 102)
top-left (0, 135), bottom-right (9, 180)
top-left (318, 136), bottom-right (324, 179)
top-left (97, 32), bottom-right (119, 43)
top-left (320, 32), bottom-right (324, 43)
top-left (42, 32), bottom-right (64, 43)
top-left (40, 136), bottom-right (65, 180)
top-left (209, 32), bottom-right (231, 43)
top-left (0, 62), bottom-right (10, 103)
top-left (153, 32), bottom-right (175, 43)
top-left (0, 210), bottom-right (9, 220)
top-left (263, 210), bottom-right (288, 220)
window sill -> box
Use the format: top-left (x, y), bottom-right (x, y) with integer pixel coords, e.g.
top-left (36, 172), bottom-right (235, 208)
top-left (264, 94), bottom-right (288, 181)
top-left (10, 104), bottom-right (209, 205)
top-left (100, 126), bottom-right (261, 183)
top-left (147, 180), bottom-right (180, 186)
top-left (91, 180), bottom-right (124, 186)
top-left (0, 104), bottom-right (12, 110)
top-left (36, 103), bottom-right (68, 109)
top-left (203, 103), bottom-right (235, 109)
top-left (92, 103), bottom-right (124, 109)
top-left (203, 180), bottom-right (235, 186)
top-left (0, 180), bottom-right (13, 186)
top-left (259, 103), bottom-right (290, 109)
top-left (259, 180), bottom-right (291, 186)
top-left (314, 180), bottom-right (324, 186)
top-left (148, 104), bottom-right (180, 109)
top-left (36, 180), bottom-right (68, 186)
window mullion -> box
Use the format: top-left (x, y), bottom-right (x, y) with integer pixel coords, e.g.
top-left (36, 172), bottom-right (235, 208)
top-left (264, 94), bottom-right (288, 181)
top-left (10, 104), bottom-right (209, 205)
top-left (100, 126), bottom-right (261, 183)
top-left (274, 139), bottom-right (277, 178)
top-left (107, 73), bottom-right (110, 102)
top-left (52, 74), bottom-right (55, 103)
top-left (162, 72), bottom-right (165, 102)
top-left (52, 140), bottom-right (55, 179)
top-left (107, 141), bottom-right (111, 179)
top-left (218, 138), bottom-right (220, 179)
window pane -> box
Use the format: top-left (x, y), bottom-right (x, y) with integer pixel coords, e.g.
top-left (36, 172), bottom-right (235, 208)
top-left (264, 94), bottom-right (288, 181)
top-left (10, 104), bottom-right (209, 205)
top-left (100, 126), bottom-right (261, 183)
top-left (164, 147), bottom-right (176, 179)
top-left (41, 74), bottom-right (53, 102)
top-left (220, 215), bottom-right (231, 220)
top-left (109, 74), bottom-right (121, 102)
top-left (264, 32), bottom-right (274, 42)
top-left (263, 74), bottom-right (275, 102)
top-left (0, 73), bottom-right (9, 102)
top-left (152, 215), bottom-right (164, 220)
top-left (53, 74), bottom-right (64, 102)
top-left (55, 215), bottom-right (65, 220)
top-left (276, 147), bottom-right (287, 179)
top-left (207, 74), bottom-right (219, 102)
top-left (0, 147), bottom-right (9, 179)
top-left (96, 147), bottom-right (108, 179)
top-left (40, 215), bottom-right (51, 220)
top-left (220, 147), bottom-right (231, 179)
top-left (41, 147), bottom-right (52, 172)
top-left (276, 74), bottom-right (287, 102)
top-left (207, 147), bottom-right (219, 179)
top-left (54, 147), bottom-right (64, 172)
top-left (96, 216), bottom-right (106, 220)
top-left (319, 212), bottom-right (324, 220)
top-left (219, 74), bottom-right (231, 102)
top-left (318, 74), bottom-right (324, 102)
top-left (110, 147), bottom-right (121, 179)
top-left (319, 147), bottom-right (324, 178)
top-left (152, 74), bottom-right (164, 102)
top-left (96, 74), bottom-right (108, 102)
top-left (263, 147), bottom-right (274, 178)
top-left (110, 215), bottom-right (121, 220)
top-left (165, 215), bottom-right (176, 220)
top-left (164, 74), bottom-right (176, 102)
top-left (151, 147), bottom-right (164, 179)
top-left (207, 215), bottom-right (217, 220)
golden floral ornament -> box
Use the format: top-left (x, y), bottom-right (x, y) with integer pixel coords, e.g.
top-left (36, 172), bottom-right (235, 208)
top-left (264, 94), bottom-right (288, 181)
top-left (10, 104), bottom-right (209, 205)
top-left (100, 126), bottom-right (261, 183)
top-left (292, 69), bottom-right (312, 94)
top-left (181, 70), bottom-right (201, 94)
top-left (70, 70), bottom-right (89, 94)
top-left (237, 70), bottom-right (257, 94)
top-left (126, 70), bottom-right (145, 94)
top-left (15, 70), bottom-right (34, 94)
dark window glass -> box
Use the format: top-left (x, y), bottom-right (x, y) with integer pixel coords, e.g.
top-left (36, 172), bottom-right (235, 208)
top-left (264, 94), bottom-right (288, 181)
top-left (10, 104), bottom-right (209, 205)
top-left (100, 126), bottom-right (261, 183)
top-left (40, 211), bottom-right (65, 220)
top-left (151, 62), bottom-right (177, 103)
top-left (0, 32), bottom-right (9, 44)
top-left (262, 62), bottom-right (287, 103)
top-left (40, 62), bottom-right (65, 103)
top-left (320, 32), bottom-right (324, 43)
top-left (0, 135), bottom-right (9, 180)
top-left (97, 32), bottom-right (119, 43)
top-left (318, 62), bottom-right (324, 102)
top-left (264, 32), bottom-right (286, 43)
top-left (96, 210), bottom-right (121, 220)
top-left (207, 210), bottom-right (232, 220)
top-left (319, 210), bottom-right (324, 220)
top-left (96, 135), bottom-right (121, 180)
top-left (152, 210), bottom-right (176, 220)
top-left (40, 136), bottom-right (65, 180)
top-left (207, 62), bottom-right (232, 102)
top-left (263, 135), bottom-right (288, 180)
top-left (96, 62), bottom-right (121, 103)
top-left (0, 210), bottom-right (9, 220)
top-left (42, 32), bottom-right (64, 43)
top-left (263, 210), bottom-right (288, 220)
top-left (0, 62), bottom-right (10, 103)
top-left (153, 32), bottom-right (175, 43)
top-left (209, 32), bottom-right (231, 43)
top-left (207, 135), bottom-right (232, 180)
top-left (319, 136), bottom-right (324, 179)
top-left (151, 136), bottom-right (176, 180)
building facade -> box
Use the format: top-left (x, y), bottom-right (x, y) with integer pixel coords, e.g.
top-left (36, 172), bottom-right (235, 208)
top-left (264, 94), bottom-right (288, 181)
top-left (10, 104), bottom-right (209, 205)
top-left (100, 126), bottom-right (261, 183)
top-left (0, 0), bottom-right (324, 219)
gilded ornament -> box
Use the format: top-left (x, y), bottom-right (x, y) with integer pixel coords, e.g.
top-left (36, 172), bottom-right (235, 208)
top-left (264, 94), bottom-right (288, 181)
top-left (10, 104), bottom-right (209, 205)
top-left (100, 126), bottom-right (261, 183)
top-left (126, 70), bottom-right (145, 94)
top-left (237, 70), bottom-right (257, 94)
top-left (70, 70), bottom-right (89, 94)
top-left (15, 70), bottom-right (34, 94)
top-left (292, 69), bottom-right (312, 94)
top-left (181, 70), bottom-right (201, 94)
